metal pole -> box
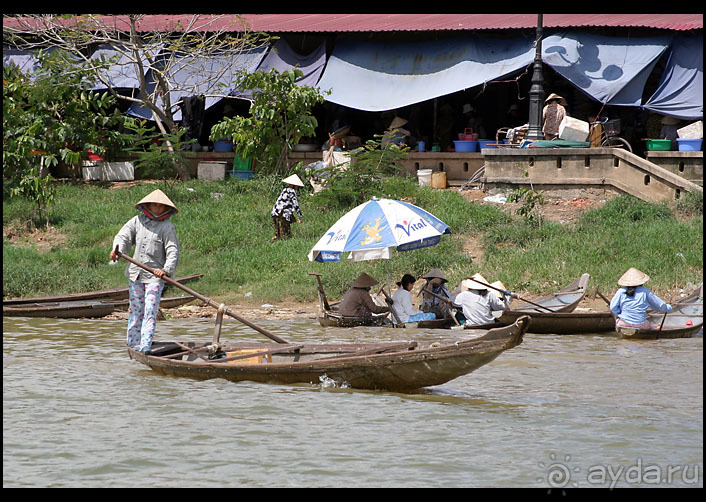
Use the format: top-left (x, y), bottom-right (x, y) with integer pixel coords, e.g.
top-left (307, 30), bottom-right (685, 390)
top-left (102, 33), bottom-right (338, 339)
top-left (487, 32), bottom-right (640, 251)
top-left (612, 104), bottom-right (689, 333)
top-left (526, 14), bottom-right (545, 141)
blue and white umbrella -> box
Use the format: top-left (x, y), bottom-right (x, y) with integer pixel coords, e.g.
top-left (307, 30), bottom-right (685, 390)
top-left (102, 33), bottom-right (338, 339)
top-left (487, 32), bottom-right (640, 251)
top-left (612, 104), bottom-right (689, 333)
top-left (308, 197), bottom-right (451, 263)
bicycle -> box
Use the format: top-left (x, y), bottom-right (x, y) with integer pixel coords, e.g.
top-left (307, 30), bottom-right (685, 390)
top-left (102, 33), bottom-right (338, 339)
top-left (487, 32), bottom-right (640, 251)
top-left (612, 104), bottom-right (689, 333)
top-left (589, 116), bottom-right (633, 152)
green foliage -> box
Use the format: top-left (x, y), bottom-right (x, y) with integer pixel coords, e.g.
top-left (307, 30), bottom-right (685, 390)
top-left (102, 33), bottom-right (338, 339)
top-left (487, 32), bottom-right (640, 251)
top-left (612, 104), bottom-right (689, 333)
top-left (3, 49), bottom-right (131, 226)
top-left (507, 187), bottom-right (546, 226)
top-left (210, 68), bottom-right (327, 175)
top-left (308, 135), bottom-right (413, 210)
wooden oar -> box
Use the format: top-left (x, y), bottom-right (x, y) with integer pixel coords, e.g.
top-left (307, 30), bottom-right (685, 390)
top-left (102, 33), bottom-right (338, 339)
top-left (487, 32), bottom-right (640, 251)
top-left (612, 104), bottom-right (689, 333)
top-left (463, 277), bottom-right (556, 313)
top-left (115, 248), bottom-right (290, 344)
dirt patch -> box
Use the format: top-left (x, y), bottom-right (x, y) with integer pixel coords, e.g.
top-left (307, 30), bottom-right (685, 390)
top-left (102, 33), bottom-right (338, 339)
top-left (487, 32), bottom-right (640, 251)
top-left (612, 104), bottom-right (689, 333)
top-left (3, 223), bottom-right (67, 253)
top-left (459, 186), bottom-right (615, 225)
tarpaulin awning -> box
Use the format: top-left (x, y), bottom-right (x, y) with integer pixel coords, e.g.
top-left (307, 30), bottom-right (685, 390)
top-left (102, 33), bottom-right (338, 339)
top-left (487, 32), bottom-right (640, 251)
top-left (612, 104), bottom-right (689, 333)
top-left (127, 47), bottom-right (267, 121)
top-left (87, 44), bottom-right (161, 90)
top-left (542, 31), bottom-right (671, 106)
top-left (643, 34), bottom-right (703, 120)
top-left (231, 39), bottom-right (327, 99)
top-left (316, 35), bottom-right (536, 112)
top-left (2, 48), bottom-right (39, 74)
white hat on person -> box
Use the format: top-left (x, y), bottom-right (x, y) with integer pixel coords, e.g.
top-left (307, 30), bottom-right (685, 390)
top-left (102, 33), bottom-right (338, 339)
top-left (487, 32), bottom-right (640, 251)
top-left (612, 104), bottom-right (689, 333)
top-left (282, 174), bottom-right (304, 187)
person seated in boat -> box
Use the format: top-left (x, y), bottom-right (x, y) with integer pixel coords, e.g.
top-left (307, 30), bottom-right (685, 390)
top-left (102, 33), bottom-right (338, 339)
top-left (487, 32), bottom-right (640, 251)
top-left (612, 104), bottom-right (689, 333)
top-left (420, 268), bottom-right (453, 319)
top-left (609, 268), bottom-right (672, 331)
top-left (338, 273), bottom-right (392, 318)
top-left (391, 274), bottom-right (436, 324)
top-left (453, 274), bottom-right (515, 326)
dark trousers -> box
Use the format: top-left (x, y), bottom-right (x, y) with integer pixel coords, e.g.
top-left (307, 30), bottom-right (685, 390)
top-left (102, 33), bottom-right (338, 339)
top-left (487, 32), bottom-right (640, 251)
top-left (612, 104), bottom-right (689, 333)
top-left (272, 216), bottom-right (291, 240)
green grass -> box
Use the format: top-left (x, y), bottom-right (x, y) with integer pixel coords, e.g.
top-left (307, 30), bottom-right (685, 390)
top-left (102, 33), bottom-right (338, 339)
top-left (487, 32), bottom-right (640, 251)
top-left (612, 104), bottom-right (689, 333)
top-left (3, 176), bottom-right (703, 302)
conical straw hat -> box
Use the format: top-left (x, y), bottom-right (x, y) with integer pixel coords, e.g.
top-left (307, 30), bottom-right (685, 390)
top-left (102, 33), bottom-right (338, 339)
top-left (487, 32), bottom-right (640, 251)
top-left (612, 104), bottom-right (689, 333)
top-left (352, 273), bottom-right (379, 288)
top-left (462, 273), bottom-right (489, 291)
top-left (135, 189), bottom-right (178, 213)
top-left (389, 116), bottom-right (408, 129)
top-left (282, 174), bottom-right (304, 187)
top-left (422, 268), bottom-right (447, 282)
top-left (618, 267), bottom-right (650, 287)
top-left (545, 93), bottom-right (567, 106)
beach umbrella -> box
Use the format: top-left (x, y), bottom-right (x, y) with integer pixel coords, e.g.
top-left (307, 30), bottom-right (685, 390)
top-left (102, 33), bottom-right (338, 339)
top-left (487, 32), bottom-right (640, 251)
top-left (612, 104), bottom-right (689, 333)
top-left (308, 197), bottom-right (451, 263)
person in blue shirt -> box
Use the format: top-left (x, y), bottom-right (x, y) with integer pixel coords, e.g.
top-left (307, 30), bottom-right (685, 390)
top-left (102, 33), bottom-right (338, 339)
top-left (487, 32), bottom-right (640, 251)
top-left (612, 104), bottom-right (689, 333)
top-left (610, 267), bottom-right (672, 330)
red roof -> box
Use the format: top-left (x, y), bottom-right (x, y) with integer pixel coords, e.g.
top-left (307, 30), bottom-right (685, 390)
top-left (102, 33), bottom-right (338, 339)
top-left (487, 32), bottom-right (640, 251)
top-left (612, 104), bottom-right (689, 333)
top-left (4, 14), bottom-right (703, 33)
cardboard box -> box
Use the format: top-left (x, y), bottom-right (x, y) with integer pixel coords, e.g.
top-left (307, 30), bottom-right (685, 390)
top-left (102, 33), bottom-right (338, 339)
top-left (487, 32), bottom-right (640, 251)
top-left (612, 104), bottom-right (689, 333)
top-left (226, 350), bottom-right (272, 364)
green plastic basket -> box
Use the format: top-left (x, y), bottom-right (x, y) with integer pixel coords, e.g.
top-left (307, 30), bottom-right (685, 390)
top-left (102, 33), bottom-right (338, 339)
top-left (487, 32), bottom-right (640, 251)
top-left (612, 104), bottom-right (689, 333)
top-left (644, 139), bottom-right (672, 151)
top-left (232, 155), bottom-right (252, 171)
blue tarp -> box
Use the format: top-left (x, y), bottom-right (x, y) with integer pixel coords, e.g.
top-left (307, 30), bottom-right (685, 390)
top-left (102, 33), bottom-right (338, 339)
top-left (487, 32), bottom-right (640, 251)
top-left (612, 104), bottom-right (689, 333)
top-left (316, 35), bottom-right (536, 112)
top-left (231, 39), bottom-right (327, 99)
top-left (543, 32), bottom-right (671, 106)
top-left (643, 34), bottom-right (703, 120)
top-left (127, 47), bottom-right (267, 121)
top-left (87, 44), bottom-right (161, 90)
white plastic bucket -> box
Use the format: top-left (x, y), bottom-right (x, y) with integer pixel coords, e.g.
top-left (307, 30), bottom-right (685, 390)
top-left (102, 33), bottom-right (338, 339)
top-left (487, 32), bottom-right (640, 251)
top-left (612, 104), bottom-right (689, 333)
top-left (417, 169), bottom-right (432, 186)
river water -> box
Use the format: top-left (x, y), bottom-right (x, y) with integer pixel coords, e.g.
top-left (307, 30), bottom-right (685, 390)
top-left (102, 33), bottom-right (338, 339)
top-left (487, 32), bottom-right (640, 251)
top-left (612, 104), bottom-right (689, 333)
top-left (3, 316), bottom-right (702, 488)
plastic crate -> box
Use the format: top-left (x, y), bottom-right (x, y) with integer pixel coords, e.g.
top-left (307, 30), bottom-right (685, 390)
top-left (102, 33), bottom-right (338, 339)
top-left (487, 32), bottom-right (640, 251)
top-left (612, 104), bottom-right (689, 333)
top-left (232, 155), bottom-right (252, 171)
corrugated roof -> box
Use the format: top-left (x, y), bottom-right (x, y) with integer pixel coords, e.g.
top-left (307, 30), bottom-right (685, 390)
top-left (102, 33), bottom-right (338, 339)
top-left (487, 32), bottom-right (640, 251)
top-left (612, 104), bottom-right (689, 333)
top-left (4, 14), bottom-right (703, 33)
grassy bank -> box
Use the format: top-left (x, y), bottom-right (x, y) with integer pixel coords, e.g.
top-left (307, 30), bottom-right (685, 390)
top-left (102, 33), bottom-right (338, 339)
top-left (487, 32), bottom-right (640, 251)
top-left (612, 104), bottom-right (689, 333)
top-left (3, 176), bottom-right (703, 303)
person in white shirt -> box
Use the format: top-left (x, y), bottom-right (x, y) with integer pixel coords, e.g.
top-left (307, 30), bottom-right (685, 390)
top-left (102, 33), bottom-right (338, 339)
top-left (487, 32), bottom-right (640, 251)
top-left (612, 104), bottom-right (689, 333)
top-left (391, 274), bottom-right (436, 324)
top-left (454, 273), bottom-right (514, 326)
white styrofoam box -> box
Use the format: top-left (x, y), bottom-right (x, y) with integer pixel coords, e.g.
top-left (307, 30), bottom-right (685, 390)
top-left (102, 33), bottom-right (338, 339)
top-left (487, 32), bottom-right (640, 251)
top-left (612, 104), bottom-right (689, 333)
top-left (559, 116), bottom-right (589, 142)
top-left (102, 162), bottom-right (135, 181)
top-left (198, 161), bottom-right (227, 181)
top-left (82, 161), bottom-right (102, 181)
top-left (677, 121), bottom-right (703, 139)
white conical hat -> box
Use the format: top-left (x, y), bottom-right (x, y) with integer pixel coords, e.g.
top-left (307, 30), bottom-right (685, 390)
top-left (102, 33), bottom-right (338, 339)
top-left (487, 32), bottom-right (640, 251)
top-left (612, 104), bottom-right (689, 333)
top-left (135, 189), bottom-right (178, 213)
top-left (462, 273), bottom-right (489, 291)
top-left (282, 174), bottom-right (304, 187)
top-left (618, 267), bottom-right (650, 287)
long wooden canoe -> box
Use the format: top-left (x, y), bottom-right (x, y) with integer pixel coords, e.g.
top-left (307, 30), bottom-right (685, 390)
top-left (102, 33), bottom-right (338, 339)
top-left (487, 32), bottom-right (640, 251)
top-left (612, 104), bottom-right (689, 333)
top-left (3, 273), bottom-right (203, 305)
top-left (128, 316), bottom-right (530, 391)
top-left (3, 296), bottom-right (196, 318)
top-left (618, 283), bottom-right (703, 340)
top-left (317, 310), bottom-right (390, 327)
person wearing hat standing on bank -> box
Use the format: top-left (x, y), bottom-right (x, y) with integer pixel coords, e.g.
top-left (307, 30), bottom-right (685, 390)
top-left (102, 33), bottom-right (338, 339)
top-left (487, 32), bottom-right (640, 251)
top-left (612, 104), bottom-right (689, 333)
top-left (110, 189), bottom-right (180, 353)
top-left (610, 268), bottom-right (672, 331)
top-left (420, 268), bottom-right (453, 319)
top-left (338, 273), bottom-right (392, 318)
top-left (453, 273), bottom-right (515, 326)
top-left (271, 174), bottom-right (304, 241)
top-left (542, 93), bottom-right (567, 140)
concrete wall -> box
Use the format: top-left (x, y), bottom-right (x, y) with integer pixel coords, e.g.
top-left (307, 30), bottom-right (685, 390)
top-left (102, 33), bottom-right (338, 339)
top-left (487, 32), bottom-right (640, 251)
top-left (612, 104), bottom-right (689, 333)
top-left (482, 148), bottom-right (703, 203)
top-left (646, 151), bottom-right (703, 186)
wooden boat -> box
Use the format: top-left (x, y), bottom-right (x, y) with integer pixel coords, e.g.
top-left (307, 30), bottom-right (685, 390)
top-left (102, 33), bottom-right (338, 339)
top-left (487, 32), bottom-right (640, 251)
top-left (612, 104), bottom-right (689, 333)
top-left (127, 316), bottom-right (530, 391)
top-left (618, 283), bottom-right (703, 340)
top-left (506, 273), bottom-right (591, 314)
top-left (3, 273), bottom-right (203, 305)
top-left (498, 309), bottom-right (616, 334)
top-left (3, 296), bottom-right (196, 318)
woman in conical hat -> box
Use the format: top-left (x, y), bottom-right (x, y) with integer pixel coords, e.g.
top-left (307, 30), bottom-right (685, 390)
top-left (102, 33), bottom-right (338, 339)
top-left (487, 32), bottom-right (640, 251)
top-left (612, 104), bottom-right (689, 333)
top-left (110, 189), bottom-right (180, 353)
top-left (338, 273), bottom-right (391, 318)
top-left (420, 268), bottom-right (452, 319)
top-left (610, 268), bottom-right (672, 331)
top-left (271, 174), bottom-right (304, 240)
top-left (542, 92), bottom-right (567, 139)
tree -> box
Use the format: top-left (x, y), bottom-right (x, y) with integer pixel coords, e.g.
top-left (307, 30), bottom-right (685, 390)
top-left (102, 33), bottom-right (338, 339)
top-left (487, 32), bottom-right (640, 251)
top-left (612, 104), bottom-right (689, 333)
top-left (3, 51), bottom-right (129, 226)
top-left (210, 68), bottom-right (327, 176)
top-left (4, 14), bottom-right (269, 180)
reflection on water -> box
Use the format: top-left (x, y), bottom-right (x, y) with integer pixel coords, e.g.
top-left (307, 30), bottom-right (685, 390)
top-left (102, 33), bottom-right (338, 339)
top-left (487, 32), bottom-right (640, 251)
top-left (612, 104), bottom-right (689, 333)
top-left (3, 316), bottom-right (702, 488)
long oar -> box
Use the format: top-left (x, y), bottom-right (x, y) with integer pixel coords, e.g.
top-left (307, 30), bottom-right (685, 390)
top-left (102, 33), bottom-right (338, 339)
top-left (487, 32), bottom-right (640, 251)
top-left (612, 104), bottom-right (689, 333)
top-left (114, 248), bottom-right (290, 344)
top-left (464, 277), bottom-right (556, 313)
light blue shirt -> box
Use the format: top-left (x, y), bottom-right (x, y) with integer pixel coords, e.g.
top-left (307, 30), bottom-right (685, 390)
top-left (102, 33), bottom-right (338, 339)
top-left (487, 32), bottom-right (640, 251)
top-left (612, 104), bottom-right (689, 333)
top-left (610, 286), bottom-right (672, 324)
